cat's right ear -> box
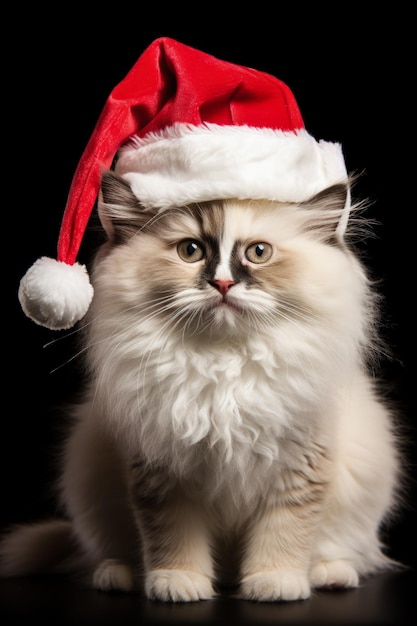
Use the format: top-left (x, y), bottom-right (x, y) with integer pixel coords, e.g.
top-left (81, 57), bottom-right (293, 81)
top-left (300, 182), bottom-right (351, 243)
top-left (98, 170), bottom-right (152, 244)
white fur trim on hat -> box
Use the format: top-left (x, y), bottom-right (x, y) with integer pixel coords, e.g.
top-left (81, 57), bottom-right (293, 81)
top-left (116, 123), bottom-right (349, 210)
top-left (18, 257), bottom-right (94, 331)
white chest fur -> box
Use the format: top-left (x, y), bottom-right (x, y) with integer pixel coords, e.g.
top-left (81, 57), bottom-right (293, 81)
top-left (94, 327), bottom-right (336, 508)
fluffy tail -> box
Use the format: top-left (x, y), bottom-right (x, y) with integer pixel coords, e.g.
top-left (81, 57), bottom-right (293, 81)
top-left (0, 519), bottom-right (84, 578)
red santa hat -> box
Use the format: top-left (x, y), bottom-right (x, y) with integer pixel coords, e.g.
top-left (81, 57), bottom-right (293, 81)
top-left (18, 37), bottom-right (349, 331)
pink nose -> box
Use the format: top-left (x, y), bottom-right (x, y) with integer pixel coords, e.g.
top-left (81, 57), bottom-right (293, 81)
top-left (211, 279), bottom-right (235, 297)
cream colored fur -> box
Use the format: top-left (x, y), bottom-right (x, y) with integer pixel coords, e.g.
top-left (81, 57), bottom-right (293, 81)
top-left (0, 175), bottom-right (401, 602)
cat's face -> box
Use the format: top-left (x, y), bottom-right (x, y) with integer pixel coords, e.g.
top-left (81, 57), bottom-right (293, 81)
top-left (93, 172), bottom-right (352, 339)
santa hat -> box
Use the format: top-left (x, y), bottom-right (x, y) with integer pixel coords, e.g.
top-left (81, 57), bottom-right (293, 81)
top-left (18, 37), bottom-right (349, 331)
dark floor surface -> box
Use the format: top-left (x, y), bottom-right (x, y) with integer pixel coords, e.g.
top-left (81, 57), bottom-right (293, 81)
top-left (0, 568), bottom-right (415, 625)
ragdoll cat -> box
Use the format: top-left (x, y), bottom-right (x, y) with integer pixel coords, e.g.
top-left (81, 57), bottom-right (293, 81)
top-left (1, 171), bottom-right (400, 602)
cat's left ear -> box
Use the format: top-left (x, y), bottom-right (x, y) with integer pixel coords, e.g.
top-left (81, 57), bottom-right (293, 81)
top-left (300, 182), bottom-right (351, 241)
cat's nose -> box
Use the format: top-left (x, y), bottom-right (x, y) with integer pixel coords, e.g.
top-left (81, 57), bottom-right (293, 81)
top-left (210, 279), bottom-right (235, 297)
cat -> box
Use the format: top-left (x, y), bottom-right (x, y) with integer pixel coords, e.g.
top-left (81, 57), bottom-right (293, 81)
top-left (1, 170), bottom-right (402, 602)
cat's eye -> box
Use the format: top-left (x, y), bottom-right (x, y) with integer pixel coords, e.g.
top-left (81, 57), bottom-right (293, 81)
top-left (245, 242), bottom-right (273, 264)
top-left (177, 239), bottom-right (205, 263)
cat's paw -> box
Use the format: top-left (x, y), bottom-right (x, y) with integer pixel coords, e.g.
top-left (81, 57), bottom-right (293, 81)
top-left (145, 569), bottom-right (215, 602)
top-left (240, 569), bottom-right (311, 602)
top-left (92, 558), bottom-right (135, 592)
top-left (310, 559), bottom-right (359, 589)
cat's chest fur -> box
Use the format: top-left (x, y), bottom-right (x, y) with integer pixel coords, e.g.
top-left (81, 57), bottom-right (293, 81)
top-left (92, 326), bottom-right (334, 510)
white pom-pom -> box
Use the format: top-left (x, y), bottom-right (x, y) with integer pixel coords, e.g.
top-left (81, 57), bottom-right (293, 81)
top-left (18, 257), bottom-right (94, 330)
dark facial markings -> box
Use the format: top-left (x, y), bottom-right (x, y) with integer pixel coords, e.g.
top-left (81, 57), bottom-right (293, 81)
top-left (197, 235), bottom-right (221, 288)
top-left (230, 241), bottom-right (258, 286)
top-left (175, 202), bottom-right (270, 290)
top-left (188, 236), bottom-right (263, 291)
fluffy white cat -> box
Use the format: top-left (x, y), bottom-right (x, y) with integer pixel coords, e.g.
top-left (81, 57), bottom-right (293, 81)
top-left (1, 172), bottom-right (401, 602)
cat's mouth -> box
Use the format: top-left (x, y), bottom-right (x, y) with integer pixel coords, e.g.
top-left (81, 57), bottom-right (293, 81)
top-left (210, 294), bottom-right (242, 314)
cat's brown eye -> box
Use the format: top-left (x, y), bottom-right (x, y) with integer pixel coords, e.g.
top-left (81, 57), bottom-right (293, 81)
top-left (245, 242), bottom-right (273, 264)
top-left (177, 239), bottom-right (205, 263)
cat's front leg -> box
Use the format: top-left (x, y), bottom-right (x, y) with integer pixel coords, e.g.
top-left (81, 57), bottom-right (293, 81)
top-left (130, 462), bottom-right (215, 602)
top-left (239, 475), bottom-right (327, 603)
top-left (239, 504), bottom-right (312, 602)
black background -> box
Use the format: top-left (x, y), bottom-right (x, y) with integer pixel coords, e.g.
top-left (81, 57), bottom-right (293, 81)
top-left (2, 7), bottom-right (416, 625)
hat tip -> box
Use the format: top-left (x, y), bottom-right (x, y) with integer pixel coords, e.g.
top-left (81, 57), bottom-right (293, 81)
top-left (18, 257), bottom-right (94, 331)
